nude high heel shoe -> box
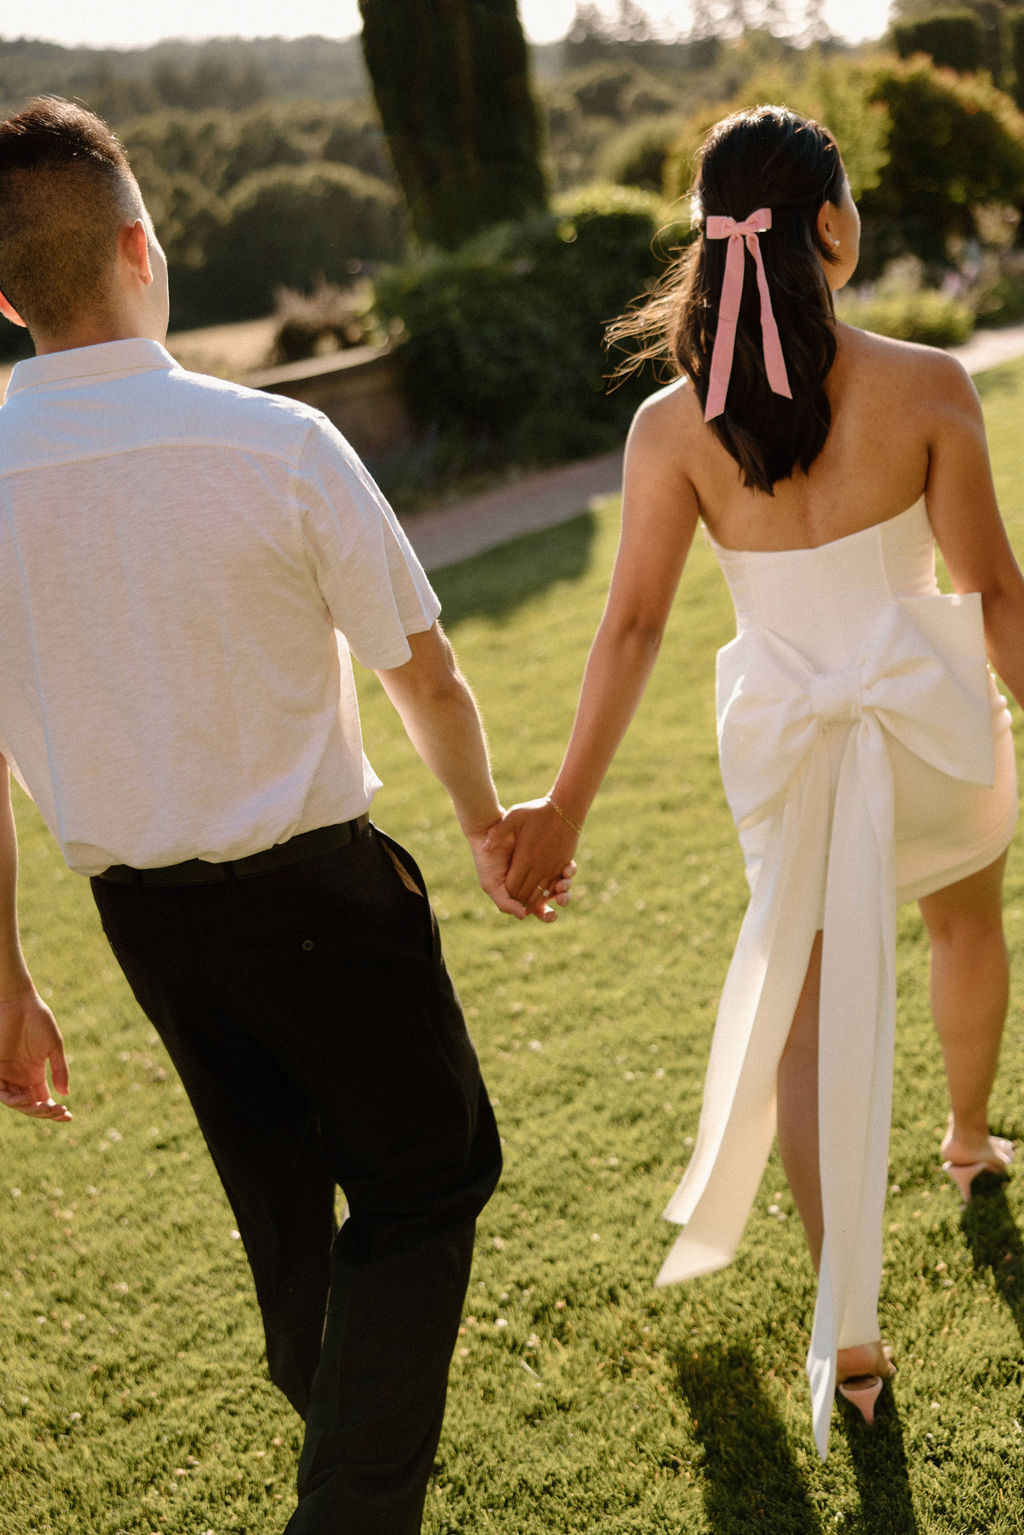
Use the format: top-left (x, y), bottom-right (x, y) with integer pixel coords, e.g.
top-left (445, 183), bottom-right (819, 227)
top-left (837, 1345), bottom-right (896, 1425)
top-left (837, 1375), bottom-right (884, 1424)
top-left (943, 1137), bottom-right (1015, 1203)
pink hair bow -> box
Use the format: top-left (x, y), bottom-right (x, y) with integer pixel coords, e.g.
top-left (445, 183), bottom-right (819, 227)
top-left (703, 208), bottom-right (792, 423)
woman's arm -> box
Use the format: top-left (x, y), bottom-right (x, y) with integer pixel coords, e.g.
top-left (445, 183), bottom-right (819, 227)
top-left (503, 394), bottom-right (701, 903)
top-left (924, 354), bottom-right (1024, 711)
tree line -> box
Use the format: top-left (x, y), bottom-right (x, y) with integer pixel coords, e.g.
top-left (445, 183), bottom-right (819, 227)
top-left (4, 6), bottom-right (1024, 324)
top-left (0, 35), bottom-right (369, 122)
top-left (6, 0), bottom-right (1024, 497)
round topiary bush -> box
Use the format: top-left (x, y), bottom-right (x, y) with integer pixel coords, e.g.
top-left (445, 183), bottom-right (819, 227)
top-left (203, 162), bottom-right (405, 320)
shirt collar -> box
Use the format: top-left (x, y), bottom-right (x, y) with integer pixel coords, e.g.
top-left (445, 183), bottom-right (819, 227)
top-left (5, 338), bottom-right (177, 399)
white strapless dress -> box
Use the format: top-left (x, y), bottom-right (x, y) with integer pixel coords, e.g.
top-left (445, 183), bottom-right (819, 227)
top-left (656, 500), bottom-right (1017, 1457)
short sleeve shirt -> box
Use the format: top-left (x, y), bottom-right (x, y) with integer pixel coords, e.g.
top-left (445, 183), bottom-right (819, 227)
top-left (0, 339), bottom-right (441, 874)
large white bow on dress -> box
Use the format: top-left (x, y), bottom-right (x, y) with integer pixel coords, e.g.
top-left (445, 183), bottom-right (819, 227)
top-left (656, 593), bottom-right (995, 1457)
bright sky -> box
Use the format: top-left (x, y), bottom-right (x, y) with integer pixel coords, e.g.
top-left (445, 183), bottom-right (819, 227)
top-left (8, 0), bottom-right (892, 51)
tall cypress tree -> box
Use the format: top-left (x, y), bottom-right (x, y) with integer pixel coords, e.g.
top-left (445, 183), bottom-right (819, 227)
top-left (358, 0), bottom-right (548, 250)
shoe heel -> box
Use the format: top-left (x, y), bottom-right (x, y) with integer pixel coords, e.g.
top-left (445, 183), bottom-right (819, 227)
top-left (837, 1375), bottom-right (883, 1425)
top-left (943, 1160), bottom-right (987, 1203)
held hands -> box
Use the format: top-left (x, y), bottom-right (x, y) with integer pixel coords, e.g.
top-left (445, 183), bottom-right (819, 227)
top-left (0, 990), bottom-right (71, 1121)
top-left (483, 797), bottom-right (581, 920)
top-left (469, 805), bottom-right (577, 922)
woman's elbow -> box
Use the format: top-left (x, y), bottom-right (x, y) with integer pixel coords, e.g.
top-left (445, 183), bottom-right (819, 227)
top-left (600, 614), bottom-right (666, 664)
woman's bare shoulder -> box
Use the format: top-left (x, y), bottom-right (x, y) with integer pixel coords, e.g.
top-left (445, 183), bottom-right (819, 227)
top-left (621, 377), bottom-right (707, 506)
top-left (628, 376), bottom-right (703, 451)
top-left (623, 377), bottom-right (711, 495)
top-left (837, 320), bottom-right (974, 400)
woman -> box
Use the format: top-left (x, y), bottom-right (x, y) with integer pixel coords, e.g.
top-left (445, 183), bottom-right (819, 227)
top-left (497, 105), bottom-right (1023, 1456)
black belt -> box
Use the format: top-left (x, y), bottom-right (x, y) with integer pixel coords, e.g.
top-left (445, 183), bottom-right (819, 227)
top-left (96, 814), bottom-right (371, 886)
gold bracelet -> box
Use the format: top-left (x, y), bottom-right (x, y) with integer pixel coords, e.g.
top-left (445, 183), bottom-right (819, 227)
top-left (546, 794), bottom-right (583, 836)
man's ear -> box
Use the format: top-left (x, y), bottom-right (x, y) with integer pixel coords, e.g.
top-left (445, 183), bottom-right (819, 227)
top-left (119, 219), bottom-right (154, 287)
top-left (0, 289), bottom-right (27, 328)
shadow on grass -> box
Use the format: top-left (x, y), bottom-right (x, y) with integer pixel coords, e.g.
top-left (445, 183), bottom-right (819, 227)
top-left (677, 1344), bottom-right (922, 1534)
top-left (676, 1344), bottom-right (818, 1534)
top-left (432, 510), bottom-right (599, 625)
top-left (959, 1179), bottom-right (1024, 1337)
top-left (838, 1383), bottom-right (921, 1534)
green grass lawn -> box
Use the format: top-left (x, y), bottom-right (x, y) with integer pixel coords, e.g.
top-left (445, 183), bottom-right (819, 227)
top-left (5, 359), bottom-right (1024, 1533)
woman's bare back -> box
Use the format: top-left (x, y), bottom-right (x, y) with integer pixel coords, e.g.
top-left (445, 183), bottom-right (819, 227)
top-left (655, 322), bottom-right (972, 553)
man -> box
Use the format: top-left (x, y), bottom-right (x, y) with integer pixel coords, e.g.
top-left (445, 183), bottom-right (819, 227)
top-left (0, 98), bottom-right (566, 1533)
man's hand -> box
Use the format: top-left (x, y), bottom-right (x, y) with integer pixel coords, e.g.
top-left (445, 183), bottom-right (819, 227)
top-left (469, 814), bottom-right (575, 923)
top-left (490, 799), bottom-right (581, 913)
top-left (0, 991), bottom-right (71, 1121)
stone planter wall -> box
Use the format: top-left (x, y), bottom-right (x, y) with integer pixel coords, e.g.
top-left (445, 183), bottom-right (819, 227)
top-left (249, 344), bottom-right (411, 462)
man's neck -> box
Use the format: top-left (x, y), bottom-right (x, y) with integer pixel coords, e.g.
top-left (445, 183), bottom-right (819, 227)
top-left (33, 321), bottom-right (165, 356)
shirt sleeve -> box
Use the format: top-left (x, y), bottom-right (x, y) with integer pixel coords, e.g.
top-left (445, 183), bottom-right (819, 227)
top-left (295, 413), bottom-right (441, 670)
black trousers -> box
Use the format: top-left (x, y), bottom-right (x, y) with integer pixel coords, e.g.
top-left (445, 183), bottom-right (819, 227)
top-left (91, 823), bottom-right (502, 1534)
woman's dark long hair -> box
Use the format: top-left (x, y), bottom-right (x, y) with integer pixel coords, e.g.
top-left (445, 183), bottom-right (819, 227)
top-left (609, 105), bottom-right (846, 495)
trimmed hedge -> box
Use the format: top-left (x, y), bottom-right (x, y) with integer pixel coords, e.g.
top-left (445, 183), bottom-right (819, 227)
top-left (372, 185), bottom-right (676, 466)
top-left (202, 162), bottom-right (404, 320)
top-left (858, 58), bottom-right (1024, 270)
top-left (836, 287), bottom-right (974, 346)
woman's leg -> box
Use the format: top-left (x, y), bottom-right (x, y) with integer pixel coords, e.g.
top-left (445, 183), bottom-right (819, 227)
top-left (777, 930), bottom-right (824, 1271)
top-left (918, 851), bottom-right (1011, 1167)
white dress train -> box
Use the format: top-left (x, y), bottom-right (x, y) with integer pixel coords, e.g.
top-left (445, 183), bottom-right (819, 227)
top-left (657, 500), bottom-right (1017, 1457)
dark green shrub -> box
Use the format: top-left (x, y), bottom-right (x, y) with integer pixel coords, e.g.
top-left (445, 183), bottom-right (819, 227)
top-left (137, 167), bottom-right (224, 269)
top-left (836, 287), bottom-right (974, 345)
top-left (860, 58), bottom-right (1024, 270)
top-left (892, 11), bottom-right (985, 74)
top-left (123, 105), bottom-right (408, 328)
top-left (122, 104), bottom-right (399, 202)
top-left (662, 57), bottom-right (1024, 280)
top-left (597, 114), bottom-right (687, 193)
top-left (559, 60), bottom-right (682, 124)
top-left (971, 269), bottom-right (1024, 324)
top-left (204, 162), bottom-right (405, 320)
top-left (372, 185), bottom-right (672, 467)
top-left (1008, 8), bottom-right (1024, 110)
top-left (213, 110), bottom-right (312, 192)
top-left (568, 62), bottom-right (645, 119)
top-left (321, 103), bottom-right (395, 184)
top-left (662, 59), bottom-right (891, 209)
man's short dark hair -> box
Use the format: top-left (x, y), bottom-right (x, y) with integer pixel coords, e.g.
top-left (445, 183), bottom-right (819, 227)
top-left (0, 98), bottom-right (141, 337)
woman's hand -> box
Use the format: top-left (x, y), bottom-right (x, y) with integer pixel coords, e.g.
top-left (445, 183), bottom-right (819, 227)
top-left (489, 798), bottom-right (581, 915)
top-left (469, 811), bottom-right (576, 921)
